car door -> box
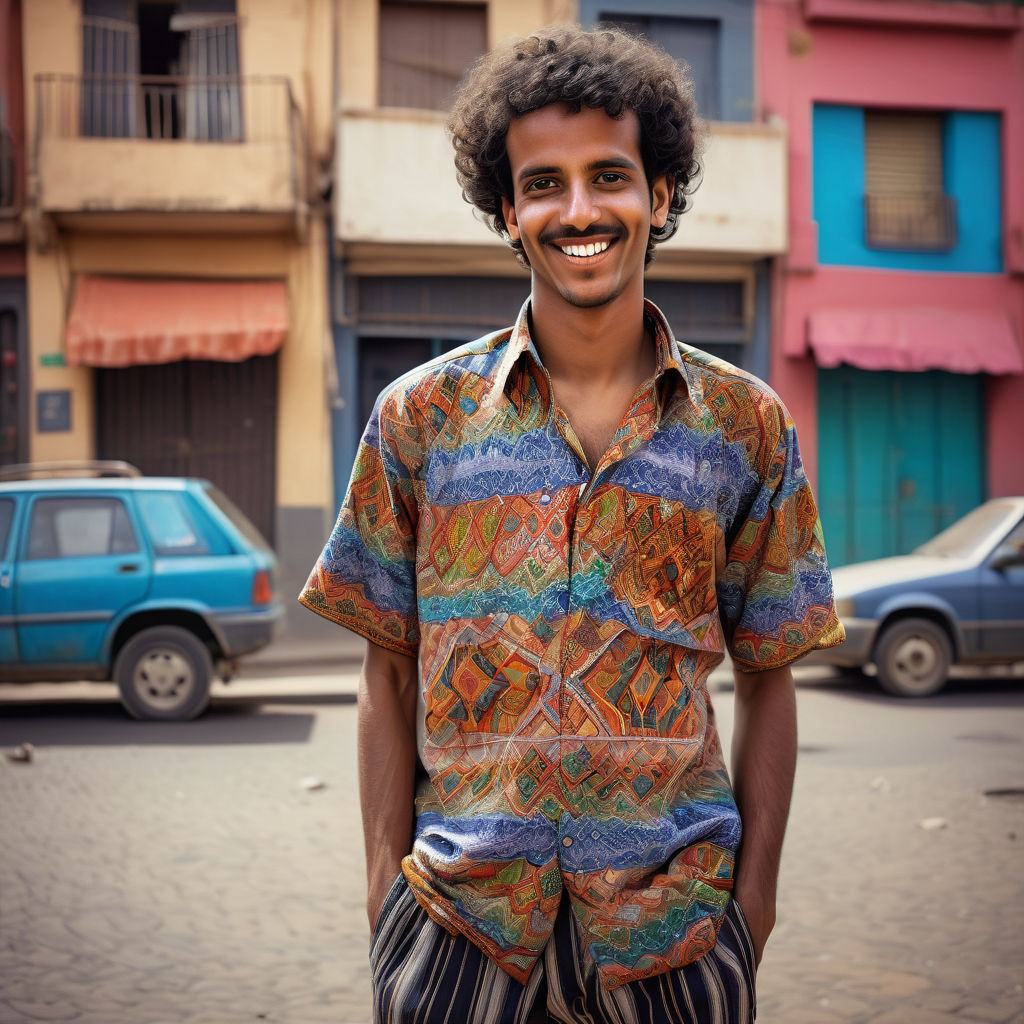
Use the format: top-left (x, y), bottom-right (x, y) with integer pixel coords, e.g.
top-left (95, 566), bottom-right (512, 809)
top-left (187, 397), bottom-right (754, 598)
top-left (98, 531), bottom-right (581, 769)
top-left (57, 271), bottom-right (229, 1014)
top-left (978, 517), bottom-right (1024, 659)
top-left (14, 493), bottom-right (152, 667)
top-left (0, 495), bottom-right (17, 662)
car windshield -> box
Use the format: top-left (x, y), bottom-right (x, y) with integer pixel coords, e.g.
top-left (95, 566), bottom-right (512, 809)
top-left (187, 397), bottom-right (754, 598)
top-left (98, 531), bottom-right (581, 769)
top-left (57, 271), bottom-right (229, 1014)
top-left (914, 500), bottom-right (1020, 559)
top-left (202, 484), bottom-right (271, 551)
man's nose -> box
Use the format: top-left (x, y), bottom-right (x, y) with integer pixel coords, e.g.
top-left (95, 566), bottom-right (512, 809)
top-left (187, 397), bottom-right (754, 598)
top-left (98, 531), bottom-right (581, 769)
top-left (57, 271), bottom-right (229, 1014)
top-left (561, 182), bottom-right (600, 232)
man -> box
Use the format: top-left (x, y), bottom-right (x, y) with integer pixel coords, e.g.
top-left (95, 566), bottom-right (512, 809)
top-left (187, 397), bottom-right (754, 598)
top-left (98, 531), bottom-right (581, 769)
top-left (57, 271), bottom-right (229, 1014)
top-left (301, 25), bottom-right (844, 1024)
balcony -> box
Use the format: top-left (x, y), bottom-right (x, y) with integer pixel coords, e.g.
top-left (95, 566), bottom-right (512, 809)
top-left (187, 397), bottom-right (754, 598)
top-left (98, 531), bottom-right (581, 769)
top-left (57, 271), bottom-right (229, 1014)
top-left (865, 192), bottom-right (957, 251)
top-left (33, 74), bottom-right (306, 233)
top-left (334, 109), bottom-right (787, 273)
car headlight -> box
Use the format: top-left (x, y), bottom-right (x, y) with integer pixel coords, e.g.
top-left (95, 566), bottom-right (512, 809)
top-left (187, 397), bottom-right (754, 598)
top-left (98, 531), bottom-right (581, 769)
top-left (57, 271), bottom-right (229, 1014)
top-left (834, 597), bottom-right (857, 618)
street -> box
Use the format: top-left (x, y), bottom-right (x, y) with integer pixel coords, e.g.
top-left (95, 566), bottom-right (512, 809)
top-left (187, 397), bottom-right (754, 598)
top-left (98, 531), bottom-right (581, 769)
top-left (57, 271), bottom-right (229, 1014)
top-left (1, 667), bottom-right (1022, 1024)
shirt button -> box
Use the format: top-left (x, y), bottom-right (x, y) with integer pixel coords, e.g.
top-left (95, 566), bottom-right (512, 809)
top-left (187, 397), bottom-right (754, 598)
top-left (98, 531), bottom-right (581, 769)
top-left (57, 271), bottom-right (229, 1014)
top-left (562, 836), bottom-right (573, 848)
top-left (539, 489), bottom-right (551, 506)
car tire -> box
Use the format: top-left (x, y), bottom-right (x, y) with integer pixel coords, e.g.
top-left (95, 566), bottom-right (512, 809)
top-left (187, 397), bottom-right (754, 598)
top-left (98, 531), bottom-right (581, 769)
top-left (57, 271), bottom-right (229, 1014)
top-left (874, 618), bottom-right (952, 698)
top-left (114, 626), bottom-right (213, 721)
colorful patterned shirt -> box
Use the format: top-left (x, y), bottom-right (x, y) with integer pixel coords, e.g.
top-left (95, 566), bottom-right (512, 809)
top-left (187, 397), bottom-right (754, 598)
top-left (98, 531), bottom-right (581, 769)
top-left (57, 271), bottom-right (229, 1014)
top-left (300, 299), bottom-right (844, 989)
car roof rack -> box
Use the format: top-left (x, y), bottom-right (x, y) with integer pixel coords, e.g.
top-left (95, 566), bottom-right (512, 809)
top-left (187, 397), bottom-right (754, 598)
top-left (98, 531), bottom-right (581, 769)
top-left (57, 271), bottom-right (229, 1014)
top-left (0, 460), bottom-right (143, 481)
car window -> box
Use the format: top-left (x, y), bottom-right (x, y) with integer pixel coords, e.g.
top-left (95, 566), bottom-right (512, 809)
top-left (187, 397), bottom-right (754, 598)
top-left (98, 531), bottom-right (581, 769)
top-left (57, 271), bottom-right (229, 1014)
top-left (915, 500), bottom-right (1021, 559)
top-left (27, 497), bottom-right (138, 560)
top-left (136, 491), bottom-right (211, 556)
top-left (0, 498), bottom-right (13, 559)
top-left (202, 484), bottom-right (270, 551)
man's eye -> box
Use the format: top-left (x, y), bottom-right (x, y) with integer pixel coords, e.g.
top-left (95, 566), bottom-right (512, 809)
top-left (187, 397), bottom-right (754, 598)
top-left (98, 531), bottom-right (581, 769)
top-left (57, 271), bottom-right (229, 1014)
top-left (526, 178), bottom-right (557, 192)
top-left (597, 172), bottom-right (625, 184)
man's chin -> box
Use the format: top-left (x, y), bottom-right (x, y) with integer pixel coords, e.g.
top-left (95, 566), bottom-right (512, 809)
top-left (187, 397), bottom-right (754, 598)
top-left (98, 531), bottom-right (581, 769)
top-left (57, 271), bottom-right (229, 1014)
top-left (556, 283), bottom-right (624, 310)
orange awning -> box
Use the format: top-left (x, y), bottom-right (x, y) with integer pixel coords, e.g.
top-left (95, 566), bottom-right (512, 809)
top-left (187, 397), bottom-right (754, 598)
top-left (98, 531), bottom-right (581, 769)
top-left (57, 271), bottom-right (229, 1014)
top-left (66, 275), bottom-right (288, 367)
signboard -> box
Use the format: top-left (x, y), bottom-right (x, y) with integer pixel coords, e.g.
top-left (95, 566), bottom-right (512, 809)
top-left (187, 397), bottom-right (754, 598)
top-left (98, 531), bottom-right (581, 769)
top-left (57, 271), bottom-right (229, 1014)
top-left (37, 390), bottom-right (71, 433)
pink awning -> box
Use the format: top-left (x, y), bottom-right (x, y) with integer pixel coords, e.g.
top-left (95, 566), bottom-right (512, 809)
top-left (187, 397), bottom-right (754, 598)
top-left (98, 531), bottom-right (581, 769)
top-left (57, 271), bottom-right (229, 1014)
top-left (66, 275), bottom-right (288, 367)
top-left (806, 308), bottom-right (1022, 375)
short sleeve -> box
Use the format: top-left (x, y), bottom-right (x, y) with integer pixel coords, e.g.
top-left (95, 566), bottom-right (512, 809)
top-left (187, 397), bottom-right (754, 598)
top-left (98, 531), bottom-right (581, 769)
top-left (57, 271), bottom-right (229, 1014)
top-left (298, 388), bottom-right (421, 656)
top-left (717, 398), bottom-right (845, 672)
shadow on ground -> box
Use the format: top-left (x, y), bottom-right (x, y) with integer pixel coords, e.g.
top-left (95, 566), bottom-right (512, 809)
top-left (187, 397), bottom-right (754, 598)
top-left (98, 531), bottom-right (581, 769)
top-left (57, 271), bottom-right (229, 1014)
top-left (797, 668), bottom-right (1024, 709)
top-left (0, 696), bottom-right (355, 747)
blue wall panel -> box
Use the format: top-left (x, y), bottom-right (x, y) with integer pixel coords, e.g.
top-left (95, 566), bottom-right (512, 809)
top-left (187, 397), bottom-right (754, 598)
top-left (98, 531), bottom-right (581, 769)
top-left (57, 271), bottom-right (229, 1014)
top-left (579, 0), bottom-right (754, 123)
top-left (813, 104), bottom-right (1002, 272)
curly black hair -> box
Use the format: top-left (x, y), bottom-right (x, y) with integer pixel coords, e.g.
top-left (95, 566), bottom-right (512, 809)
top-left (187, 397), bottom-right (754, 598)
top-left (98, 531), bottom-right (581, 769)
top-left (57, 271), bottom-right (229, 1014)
top-left (447, 24), bottom-right (704, 267)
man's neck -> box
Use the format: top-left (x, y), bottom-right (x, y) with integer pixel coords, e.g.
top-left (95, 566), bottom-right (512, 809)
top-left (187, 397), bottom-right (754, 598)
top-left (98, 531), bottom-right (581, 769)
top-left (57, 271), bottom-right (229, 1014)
top-left (528, 283), bottom-right (654, 392)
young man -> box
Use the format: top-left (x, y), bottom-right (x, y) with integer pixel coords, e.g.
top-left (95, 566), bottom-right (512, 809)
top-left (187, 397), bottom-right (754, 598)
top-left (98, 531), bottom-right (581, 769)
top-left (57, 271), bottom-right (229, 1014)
top-left (301, 25), bottom-right (844, 1024)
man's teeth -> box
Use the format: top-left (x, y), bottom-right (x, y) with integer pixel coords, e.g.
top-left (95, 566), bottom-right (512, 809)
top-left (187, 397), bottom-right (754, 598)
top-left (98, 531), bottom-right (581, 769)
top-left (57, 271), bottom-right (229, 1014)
top-left (560, 240), bottom-right (610, 257)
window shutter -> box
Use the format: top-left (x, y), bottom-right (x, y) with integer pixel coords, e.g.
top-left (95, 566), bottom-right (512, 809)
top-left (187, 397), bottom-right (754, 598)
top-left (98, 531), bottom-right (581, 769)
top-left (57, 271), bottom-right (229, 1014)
top-left (379, 2), bottom-right (487, 111)
top-left (865, 112), bottom-right (943, 195)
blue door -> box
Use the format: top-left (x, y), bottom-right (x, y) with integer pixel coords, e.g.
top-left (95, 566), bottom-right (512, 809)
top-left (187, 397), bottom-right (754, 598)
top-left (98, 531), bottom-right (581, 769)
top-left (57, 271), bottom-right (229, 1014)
top-left (0, 497), bottom-right (17, 662)
top-left (14, 494), bottom-right (151, 666)
top-left (817, 368), bottom-right (984, 566)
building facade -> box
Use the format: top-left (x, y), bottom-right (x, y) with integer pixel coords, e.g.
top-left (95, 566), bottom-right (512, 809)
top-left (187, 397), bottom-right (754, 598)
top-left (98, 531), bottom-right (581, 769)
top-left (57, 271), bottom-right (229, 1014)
top-left (21, 0), bottom-right (335, 638)
top-left (330, 0), bottom-right (785, 505)
top-left (1, 0), bottom-right (27, 470)
top-left (759, 0), bottom-right (1024, 565)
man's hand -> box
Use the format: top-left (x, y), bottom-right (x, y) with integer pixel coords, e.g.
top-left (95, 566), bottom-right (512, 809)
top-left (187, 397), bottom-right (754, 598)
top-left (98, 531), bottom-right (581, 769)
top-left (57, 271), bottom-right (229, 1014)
top-left (359, 642), bottom-right (419, 932)
top-left (730, 664), bottom-right (797, 968)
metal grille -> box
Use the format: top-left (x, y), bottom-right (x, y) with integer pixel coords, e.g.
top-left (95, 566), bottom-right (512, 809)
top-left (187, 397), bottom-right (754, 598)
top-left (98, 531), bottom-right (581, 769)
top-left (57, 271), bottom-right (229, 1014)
top-left (865, 193), bottom-right (957, 251)
top-left (95, 355), bottom-right (278, 546)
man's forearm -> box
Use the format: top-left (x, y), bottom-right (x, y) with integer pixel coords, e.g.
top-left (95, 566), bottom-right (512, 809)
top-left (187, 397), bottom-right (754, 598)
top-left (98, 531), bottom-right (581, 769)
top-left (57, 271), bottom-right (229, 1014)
top-left (730, 664), bottom-right (797, 964)
top-left (358, 642), bottom-right (419, 929)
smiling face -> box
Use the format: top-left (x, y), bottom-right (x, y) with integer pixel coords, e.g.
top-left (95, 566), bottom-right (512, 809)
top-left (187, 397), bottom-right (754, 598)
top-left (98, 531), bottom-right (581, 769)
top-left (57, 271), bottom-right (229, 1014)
top-left (500, 104), bottom-right (671, 312)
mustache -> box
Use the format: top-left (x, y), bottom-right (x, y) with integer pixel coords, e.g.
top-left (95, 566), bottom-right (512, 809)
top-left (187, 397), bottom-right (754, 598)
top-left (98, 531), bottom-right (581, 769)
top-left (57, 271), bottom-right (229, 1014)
top-left (539, 226), bottom-right (622, 244)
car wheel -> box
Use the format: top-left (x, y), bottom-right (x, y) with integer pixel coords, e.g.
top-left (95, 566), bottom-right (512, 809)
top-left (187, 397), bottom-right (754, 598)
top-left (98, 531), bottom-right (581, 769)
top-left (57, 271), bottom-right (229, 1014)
top-left (874, 618), bottom-right (952, 698)
top-left (114, 626), bottom-right (213, 721)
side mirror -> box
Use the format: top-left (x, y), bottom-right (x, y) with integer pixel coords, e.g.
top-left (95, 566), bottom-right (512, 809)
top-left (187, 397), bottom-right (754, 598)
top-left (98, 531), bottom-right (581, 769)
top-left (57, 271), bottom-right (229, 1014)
top-left (990, 543), bottom-right (1024, 572)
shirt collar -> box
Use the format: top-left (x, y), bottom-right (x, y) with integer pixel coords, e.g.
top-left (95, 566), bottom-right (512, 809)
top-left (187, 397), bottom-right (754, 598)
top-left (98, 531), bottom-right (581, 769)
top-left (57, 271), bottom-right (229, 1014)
top-left (491, 298), bottom-right (691, 411)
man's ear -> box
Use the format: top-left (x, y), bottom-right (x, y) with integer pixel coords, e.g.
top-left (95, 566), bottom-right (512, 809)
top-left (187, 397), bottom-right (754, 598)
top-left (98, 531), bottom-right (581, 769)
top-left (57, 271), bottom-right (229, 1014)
top-left (650, 174), bottom-right (673, 230)
top-left (501, 196), bottom-right (521, 241)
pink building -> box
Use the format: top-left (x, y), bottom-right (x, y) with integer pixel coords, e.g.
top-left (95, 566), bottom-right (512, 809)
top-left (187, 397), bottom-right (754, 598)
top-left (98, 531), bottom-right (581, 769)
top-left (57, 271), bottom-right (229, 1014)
top-left (758, 0), bottom-right (1024, 564)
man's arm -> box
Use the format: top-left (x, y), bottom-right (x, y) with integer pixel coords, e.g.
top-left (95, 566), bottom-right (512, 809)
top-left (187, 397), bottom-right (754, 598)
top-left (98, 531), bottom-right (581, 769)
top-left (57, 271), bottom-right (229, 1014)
top-left (359, 640), bottom-right (419, 930)
top-left (730, 663), bottom-right (797, 967)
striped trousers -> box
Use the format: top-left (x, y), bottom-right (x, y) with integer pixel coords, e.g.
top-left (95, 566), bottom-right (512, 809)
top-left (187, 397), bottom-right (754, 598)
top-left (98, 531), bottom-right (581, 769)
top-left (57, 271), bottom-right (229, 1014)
top-left (370, 876), bottom-right (757, 1024)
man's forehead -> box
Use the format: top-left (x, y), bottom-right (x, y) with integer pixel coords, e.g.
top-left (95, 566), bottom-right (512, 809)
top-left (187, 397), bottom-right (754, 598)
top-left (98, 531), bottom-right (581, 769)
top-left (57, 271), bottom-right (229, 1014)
top-left (505, 104), bottom-right (642, 169)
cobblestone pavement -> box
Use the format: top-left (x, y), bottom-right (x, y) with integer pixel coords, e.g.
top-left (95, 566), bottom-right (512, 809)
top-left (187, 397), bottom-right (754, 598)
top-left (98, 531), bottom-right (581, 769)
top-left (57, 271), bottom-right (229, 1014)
top-left (1, 670), bottom-right (1022, 1024)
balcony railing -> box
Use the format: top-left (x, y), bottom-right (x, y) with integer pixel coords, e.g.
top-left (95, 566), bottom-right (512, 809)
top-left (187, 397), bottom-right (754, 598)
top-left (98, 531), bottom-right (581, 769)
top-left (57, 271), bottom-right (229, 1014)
top-left (864, 192), bottom-right (957, 251)
top-left (35, 74), bottom-right (298, 145)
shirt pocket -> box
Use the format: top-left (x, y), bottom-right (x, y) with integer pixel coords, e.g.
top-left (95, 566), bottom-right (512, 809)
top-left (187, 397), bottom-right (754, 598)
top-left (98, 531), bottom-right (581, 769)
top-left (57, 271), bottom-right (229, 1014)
top-left (599, 494), bottom-right (722, 652)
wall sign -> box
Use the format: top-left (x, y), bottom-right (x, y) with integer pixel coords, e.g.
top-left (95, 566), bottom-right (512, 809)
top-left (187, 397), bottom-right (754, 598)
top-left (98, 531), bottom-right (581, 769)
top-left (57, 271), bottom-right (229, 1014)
top-left (37, 390), bottom-right (71, 433)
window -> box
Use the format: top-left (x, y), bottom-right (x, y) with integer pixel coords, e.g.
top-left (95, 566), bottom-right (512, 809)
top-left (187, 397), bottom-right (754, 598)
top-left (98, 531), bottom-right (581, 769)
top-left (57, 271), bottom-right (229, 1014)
top-left (136, 491), bottom-right (210, 556)
top-left (81, 0), bottom-right (241, 140)
top-left (378, 1), bottom-right (487, 111)
top-left (600, 13), bottom-right (721, 120)
top-left (27, 498), bottom-right (138, 560)
top-left (864, 111), bottom-right (956, 251)
top-left (0, 498), bottom-right (13, 558)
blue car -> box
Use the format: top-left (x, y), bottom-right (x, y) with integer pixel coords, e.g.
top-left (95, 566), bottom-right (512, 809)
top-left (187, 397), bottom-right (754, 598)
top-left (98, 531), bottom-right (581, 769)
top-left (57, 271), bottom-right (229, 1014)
top-left (0, 462), bottom-right (284, 719)
top-left (817, 497), bottom-right (1024, 696)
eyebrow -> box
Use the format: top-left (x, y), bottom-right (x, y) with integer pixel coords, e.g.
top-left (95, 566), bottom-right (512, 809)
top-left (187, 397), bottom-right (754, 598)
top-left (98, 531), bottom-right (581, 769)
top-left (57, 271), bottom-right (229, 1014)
top-left (516, 157), bottom-right (640, 183)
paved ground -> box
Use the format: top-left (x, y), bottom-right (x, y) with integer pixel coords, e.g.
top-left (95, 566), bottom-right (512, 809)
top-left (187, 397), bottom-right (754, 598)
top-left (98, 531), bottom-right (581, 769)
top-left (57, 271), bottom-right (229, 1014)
top-left (1, 666), bottom-right (1022, 1024)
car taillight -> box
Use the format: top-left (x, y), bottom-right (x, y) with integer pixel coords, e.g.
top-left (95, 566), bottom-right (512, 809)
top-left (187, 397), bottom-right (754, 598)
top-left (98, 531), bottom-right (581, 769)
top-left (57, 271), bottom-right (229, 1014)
top-left (252, 569), bottom-right (273, 606)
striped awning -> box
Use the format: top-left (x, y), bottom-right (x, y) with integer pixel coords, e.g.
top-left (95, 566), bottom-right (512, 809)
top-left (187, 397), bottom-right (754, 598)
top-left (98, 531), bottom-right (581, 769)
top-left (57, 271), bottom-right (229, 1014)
top-left (66, 275), bottom-right (288, 367)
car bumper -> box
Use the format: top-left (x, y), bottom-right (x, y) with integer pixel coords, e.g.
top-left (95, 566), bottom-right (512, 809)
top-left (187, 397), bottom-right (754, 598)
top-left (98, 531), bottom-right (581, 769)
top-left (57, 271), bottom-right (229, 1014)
top-left (212, 602), bottom-right (285, 657)
top-left (805, 618), bottom-right (877, 667)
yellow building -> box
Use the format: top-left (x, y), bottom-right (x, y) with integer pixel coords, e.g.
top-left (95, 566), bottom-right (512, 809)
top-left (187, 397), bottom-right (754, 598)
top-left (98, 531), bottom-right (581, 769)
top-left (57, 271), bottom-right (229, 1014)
top-left (23, 0), bottom-right (335, 639)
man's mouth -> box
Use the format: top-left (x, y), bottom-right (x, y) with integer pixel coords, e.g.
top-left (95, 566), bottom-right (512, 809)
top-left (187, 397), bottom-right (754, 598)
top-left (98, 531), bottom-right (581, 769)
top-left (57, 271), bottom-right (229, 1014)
top-left (558, 240), bottom-right (610, 257)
